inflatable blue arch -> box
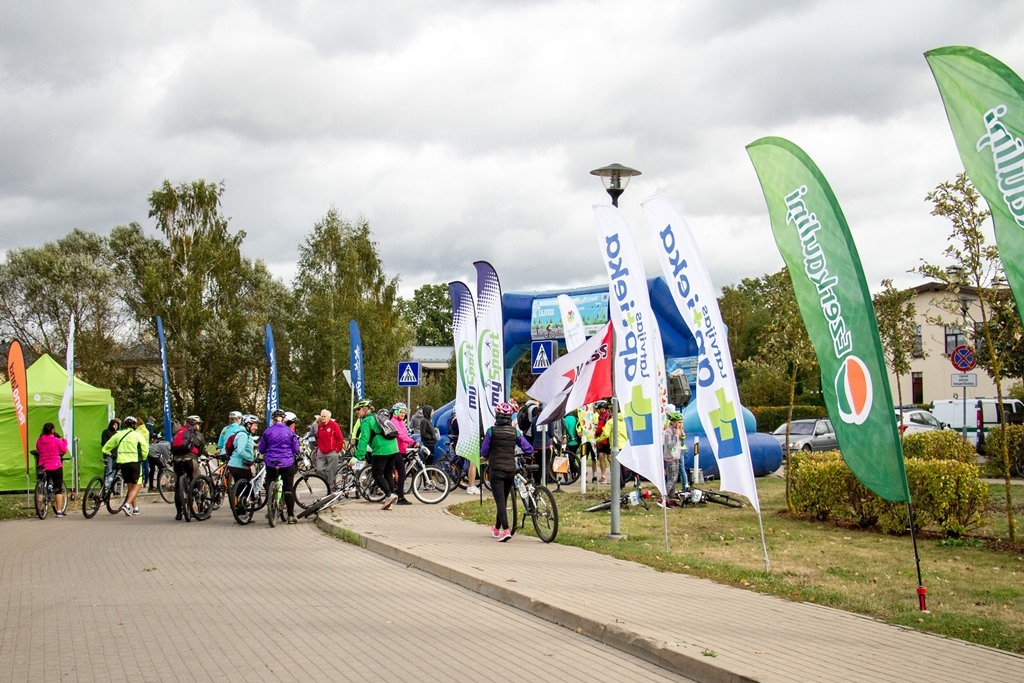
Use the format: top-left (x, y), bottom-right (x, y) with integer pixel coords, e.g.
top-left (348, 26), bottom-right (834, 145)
top-left (432, 276), bottom-right (782, 477)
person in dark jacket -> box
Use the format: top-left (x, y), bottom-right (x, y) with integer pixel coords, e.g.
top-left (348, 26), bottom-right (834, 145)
top-left (419, 405), bottom-right (438, 463)
top-left (480, 401), bottom-right (534, 542)
top-left (101, 418), bottom-right (120, 476)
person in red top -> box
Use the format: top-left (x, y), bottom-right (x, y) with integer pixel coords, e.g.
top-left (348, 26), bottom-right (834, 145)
top-left (314, 409), bottom-right (344, 487)
top-left (35, 423), bottom-right (69, 516)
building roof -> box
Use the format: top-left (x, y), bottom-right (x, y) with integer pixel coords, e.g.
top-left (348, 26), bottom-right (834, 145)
top-left (412, 346), bottom-right (453, 370)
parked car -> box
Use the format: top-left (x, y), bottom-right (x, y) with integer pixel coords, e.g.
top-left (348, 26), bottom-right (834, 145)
top-left (771, 418), bottom-right (837, 452)
top-left (895, 408), bottom-right (946, 436)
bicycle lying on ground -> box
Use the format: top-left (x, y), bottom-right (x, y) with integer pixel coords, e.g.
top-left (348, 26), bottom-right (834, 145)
top-left (582, 486), bottom-right (653, 512)
top-left (33, 452), bottom-right (69, 519)
top-left (83, 461), bottom-right (127, 518)
top-left (507, 456), bottom-right (558, 543)
top-left (672, 487), bottom-right (744, 508)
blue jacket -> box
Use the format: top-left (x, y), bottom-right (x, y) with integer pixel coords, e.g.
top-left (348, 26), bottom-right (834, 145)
top-left (227, 428), bottom-right (256, 469)
top-left (258, 423), bottom-right (299, 469)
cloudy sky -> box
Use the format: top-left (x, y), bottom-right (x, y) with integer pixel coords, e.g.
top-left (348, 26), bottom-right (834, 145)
top-left (3, 0), bottom-right (1024, 299)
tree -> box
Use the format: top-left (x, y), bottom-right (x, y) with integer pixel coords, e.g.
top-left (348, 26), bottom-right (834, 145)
top-left (872, 279), bottom-right (922, 411)
top-left (288, 208), bottom-right (413, 421)
top-left (111, 180), bottom-right (279, 428)
top-left (398, 283), bottom-right (452, 346)
top-left (914, 172), bottom-right (1016, 542)
top-left (0, 229), bottom-right (127, 389)
top-left (752, 268), bottom-right (818, 511)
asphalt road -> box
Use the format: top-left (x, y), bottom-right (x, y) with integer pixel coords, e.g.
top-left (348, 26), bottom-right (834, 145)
top-left (0, 497), bottom-right (691, 682)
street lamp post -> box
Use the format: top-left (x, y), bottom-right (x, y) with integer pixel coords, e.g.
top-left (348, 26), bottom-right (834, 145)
top-left (590, 163), bottom-right (641, 207)
top-left (590, 162), bottom-right (641, 540)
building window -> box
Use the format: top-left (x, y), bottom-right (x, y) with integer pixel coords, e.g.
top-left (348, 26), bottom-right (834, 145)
top-left (944, 325), bottom-right (966, 354)
top-left (912, 325), bottom-right (923, 358)
top-left (912, 372), bottom-right (923, 405)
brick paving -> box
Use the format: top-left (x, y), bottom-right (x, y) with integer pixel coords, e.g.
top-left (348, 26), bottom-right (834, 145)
top-left (0, 493), bottom-right (691, 683)
top-left (318, 492), bottom-right (1024, 683)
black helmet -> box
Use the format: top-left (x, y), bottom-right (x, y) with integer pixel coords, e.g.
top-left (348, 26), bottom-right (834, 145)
top-left (271, 409), bottom-right (287, 421)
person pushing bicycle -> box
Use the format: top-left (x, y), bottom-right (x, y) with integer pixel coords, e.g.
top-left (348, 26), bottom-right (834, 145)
top-left (170, 415), bottom-right (205, 521)
top-left (480, 401), bottom-right (534, 542)
top-left (259, 409), bottom-right (300, 524)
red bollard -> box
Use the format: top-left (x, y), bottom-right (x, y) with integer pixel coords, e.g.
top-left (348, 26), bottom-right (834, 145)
top-left (917, 586), bottom-right (927, 611)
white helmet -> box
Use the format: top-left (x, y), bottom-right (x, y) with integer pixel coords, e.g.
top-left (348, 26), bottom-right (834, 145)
top-left (228, 410), bottom-right (243, 420)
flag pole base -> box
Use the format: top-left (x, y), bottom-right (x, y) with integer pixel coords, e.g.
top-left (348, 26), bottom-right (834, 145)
top-left (917, 586), bottom-right (927, 611)
top-left (605, 533), bottom-right (627, 541)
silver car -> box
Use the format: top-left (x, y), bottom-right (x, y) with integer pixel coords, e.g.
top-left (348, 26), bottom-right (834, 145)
top-left (895, 409), bottom-right (945, 436)
top-left (771, 419), bottom-right (837, 452)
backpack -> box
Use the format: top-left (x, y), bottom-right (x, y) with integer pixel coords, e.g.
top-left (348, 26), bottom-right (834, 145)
top-left (171, 426), bottom-right (190, 456)
top-left (225, 432), bottom-right (237, 456)
top-left (375, 410), bottom-right (399, 440)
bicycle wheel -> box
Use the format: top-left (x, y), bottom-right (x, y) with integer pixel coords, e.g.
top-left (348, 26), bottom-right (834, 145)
top-left (333, 468), bottom-right (358, 499)
top-left (703, 489), bottom-right (744, 508)
top-left (106, 473), bottom-right (127, 514)
top-left (231, 479), bottom-right (254, 525)
top-left (359, 467), bottom-right (386, 503)
top-left (83, 476), bottom-right (103, 519)
top-left (177, 473), bottom-right (192, 522)
top-left (191, 475), bottom-right (215, 521)
top-left (411, 466), bottom-right (451, 504)
top-left (530, 486), bottom-right (558, 543)
top-left (210, 472), bottom-right (229, 511)
top-left (553, 452), bottom-right (582, 486)
top-left (157, 468), bottom-right (176, 503)
top-left (292, 472), bottom-right (329, 510)
top-left (34, 479), bottom-right (48, 520)
top-left (296, 492), bottom-right (335, 519)
top-left (53, 483), bottom-right (68, 515)
top-left (267, 480), bottom-right (281, 527)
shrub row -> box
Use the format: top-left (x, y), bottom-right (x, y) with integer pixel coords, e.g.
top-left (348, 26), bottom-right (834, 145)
top-left (980, 424), bottom-right (1024, 477)
top-left (789, 433), bottom-right (988, 537)
top-left (752, 405), bottom-right (829, 433)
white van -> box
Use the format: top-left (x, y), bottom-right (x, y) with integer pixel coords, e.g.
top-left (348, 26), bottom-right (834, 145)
top-left (930, 398), bottom-right (1024, 451)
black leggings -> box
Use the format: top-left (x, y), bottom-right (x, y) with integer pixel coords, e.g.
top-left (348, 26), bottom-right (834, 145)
top-left (490, 471), bottom-right (515, 530)
top-left (394, 451), bottom-right (406, 499)
top-left (173, 459), bottom-right (194, 516)
top-left (265, 465), bottom-right (297, 516)
top-left (371, 455), bottom-right (395, 497)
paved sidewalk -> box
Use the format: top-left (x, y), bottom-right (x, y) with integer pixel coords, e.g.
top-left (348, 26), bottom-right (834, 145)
top-left (318, 496), bottom-right (1024, 683)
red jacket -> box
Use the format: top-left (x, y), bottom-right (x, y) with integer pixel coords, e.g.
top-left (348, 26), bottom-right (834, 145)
top-left (315, 419), bottom-right (344, 454)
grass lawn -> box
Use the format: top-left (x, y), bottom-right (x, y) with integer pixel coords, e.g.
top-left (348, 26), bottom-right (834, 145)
top-left (450, 476), bottom-right (1024, 654)
top-left (0, 492), bottom-right (39, 521)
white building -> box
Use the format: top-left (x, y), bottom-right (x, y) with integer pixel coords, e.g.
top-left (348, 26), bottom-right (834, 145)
top-left (887, 282), bottom-right (1018, 406)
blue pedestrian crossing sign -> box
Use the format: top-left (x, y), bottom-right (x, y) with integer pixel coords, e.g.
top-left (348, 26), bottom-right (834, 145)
top-left (397, 361), bottom-right (421, 387)
top-left (531, 340), bottom-right (555, 375)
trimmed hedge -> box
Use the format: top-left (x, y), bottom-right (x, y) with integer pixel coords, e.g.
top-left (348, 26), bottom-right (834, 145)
top-left (900, 430), bottom-right (975, 463)
top-left (980, 424), bottom-right (1024, 477)
top-left (789, 431), bottom-right (989, 537)
top-left (752, 405), bottom-right (829, 433)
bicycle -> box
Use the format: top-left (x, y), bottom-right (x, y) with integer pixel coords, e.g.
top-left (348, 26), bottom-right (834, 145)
top-left (33, 452), bottom-right (70, 519)
top-left (435, 449), bottom-right (491, 491)
top-left (507, 457), bottom-right (558, 543)
top-left (153, 446), bottom-right (177, 504)
top-left (198, 453), bottom-right (232, 511)
top-left (673, 487), bottom-right (744, 509)
top-left (403, 445), bottom-right (452, 504)
top-left (82, 462), bottom-right (127, 518)
top-left (583, 474), bottom-right (653, 513)
top-left (176, 457), bottom-right (215, 522)
top-left (266, 473), bottom-right (285, 527)
top-left (231, 459), bottom-right (268, 525)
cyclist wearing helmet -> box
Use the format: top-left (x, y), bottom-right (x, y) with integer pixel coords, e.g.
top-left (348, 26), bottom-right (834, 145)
top-left (170, 415), bottom-right (206, 521)
top-left (217, 410), bottom-right (245, 458)
top-left (355, 402), bottom-right (400, 510)
top-left (258, 409), bottom-right (300, 524)
top-left (661, 410), bottom-right (687, 508)
top-left (102, 416), bottom-right (148, 517)
top-left (283, 411), bottom-right (298, 432)
top-left (390, 403), bottom-right (416, 506)
top-left (593, 401), bottom-right (612, 484)
top-left (481, 401), bottom-right (534, 541)
top-left (227, 415), bottom-right (260, 486)
top-left (351, 399), bottom-right (374, 451)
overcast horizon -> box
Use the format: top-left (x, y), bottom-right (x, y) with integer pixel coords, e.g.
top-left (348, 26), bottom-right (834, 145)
top-left (3, 0), bottom-right (1024, 299)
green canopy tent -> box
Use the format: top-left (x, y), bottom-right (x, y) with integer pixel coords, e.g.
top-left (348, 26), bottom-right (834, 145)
top-left (0, 354), bottom-right (115, 492)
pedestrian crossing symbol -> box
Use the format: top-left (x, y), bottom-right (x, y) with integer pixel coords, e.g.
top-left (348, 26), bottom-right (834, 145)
top-left (397, 361), bottom-right (421, 387)
top-left (531, 340), bottom-right (555, 375)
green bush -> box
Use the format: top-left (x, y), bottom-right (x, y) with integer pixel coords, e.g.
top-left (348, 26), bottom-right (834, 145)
top-left (752, 406), bottom-right (829, 434)
top-left (981, 423), bottom-right (1024, 477)
top-left (789, 448), bottom-right (988, 537)
top-left (900, 430), bottom-right (976, 463)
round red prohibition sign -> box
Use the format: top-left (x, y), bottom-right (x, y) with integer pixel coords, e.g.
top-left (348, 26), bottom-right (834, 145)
top-left (950, 345), bottom-right (976, 372)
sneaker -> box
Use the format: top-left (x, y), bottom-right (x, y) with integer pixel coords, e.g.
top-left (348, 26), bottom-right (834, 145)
top-left (175, 513), bottom-right (183, 521)
top-left (490, 525), bottom-right (501, 538)
top-left (465, 486), bottom-right (479, 495)
top-left (55, 511), bottom-right (66, 517)
top-left (133, 507), bottom-right (141, 516)
top-left (498, 529), bottom-right (512, 542)
top-left (592, 476), bottom-right (598, 483)
top-left (381, 493), bottom-right (398, 510)
top-left (656, 498), bottom-right (668, 509)
top-left (121, 503), bottom-right (133, 517)
top-left (287, 515), bottom-right (298, 525)
top-left (396, 498), bottom-right (412, 506)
